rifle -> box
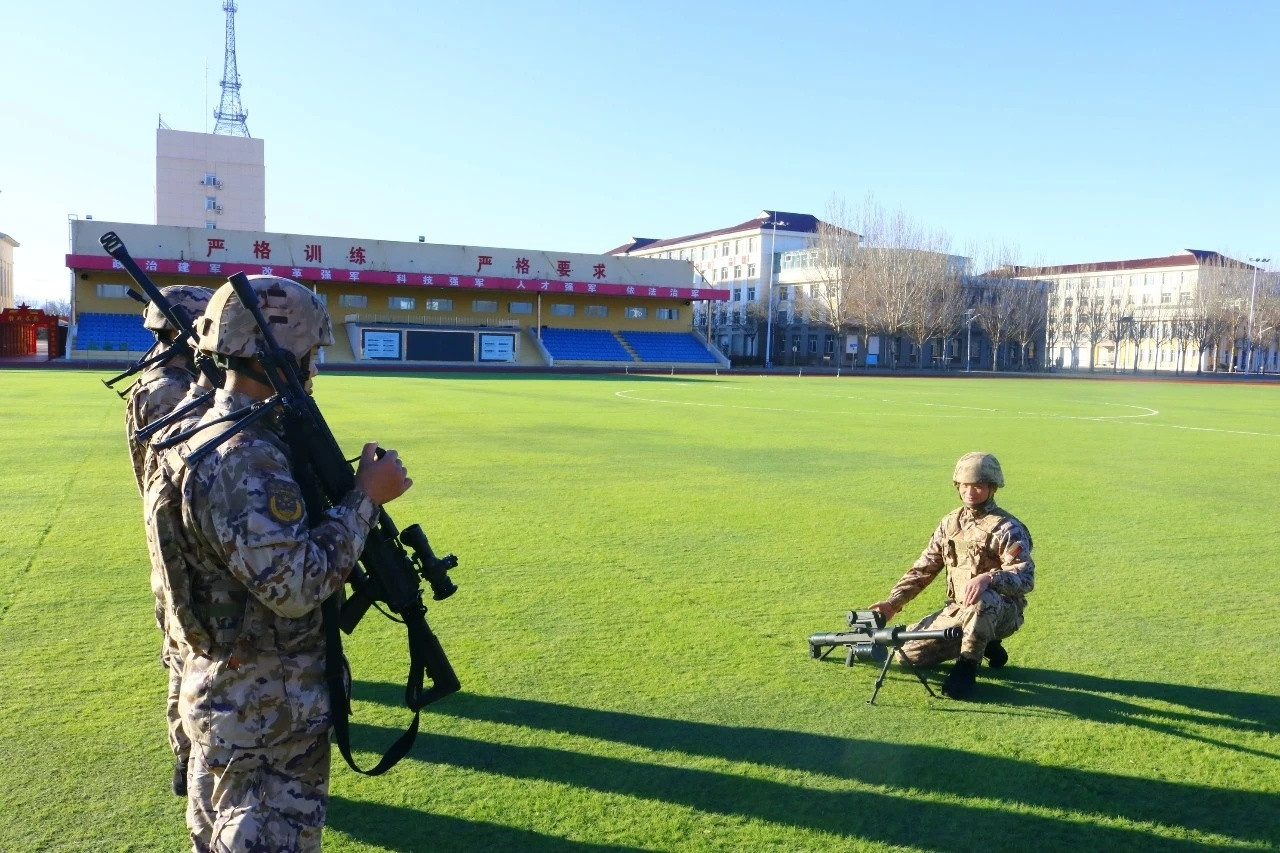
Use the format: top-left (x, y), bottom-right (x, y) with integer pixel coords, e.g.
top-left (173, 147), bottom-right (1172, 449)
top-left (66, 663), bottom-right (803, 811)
top-left (808, 609), bottom-right (961, 704)
top-left (97, 232), bottom-right (224, 405)
top-left (186, 270), bottom-right (459, 776)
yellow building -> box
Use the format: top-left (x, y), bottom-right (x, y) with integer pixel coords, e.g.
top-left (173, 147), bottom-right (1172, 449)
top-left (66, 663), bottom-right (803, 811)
top-left (67, 220), bottom-right (728, 368)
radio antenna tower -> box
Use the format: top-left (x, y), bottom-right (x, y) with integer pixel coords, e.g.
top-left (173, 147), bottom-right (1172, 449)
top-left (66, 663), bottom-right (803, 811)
top-left (212, 0), bottom-right (250, 136)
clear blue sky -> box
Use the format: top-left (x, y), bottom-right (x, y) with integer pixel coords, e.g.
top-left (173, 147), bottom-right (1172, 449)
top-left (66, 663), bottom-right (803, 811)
top-left (3, 0), bottom-right (1277, 303)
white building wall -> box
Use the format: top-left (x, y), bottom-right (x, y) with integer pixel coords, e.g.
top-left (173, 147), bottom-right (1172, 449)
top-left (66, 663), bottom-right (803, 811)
top-left (0, 233), bottom-right (17, 310)
top-left (156, 129), bottom-right (265, 231)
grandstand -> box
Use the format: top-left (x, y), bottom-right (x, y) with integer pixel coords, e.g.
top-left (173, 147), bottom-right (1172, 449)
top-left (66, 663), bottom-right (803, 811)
top-left (538, 327), bottom-right (722, 366)
top-left (74, 312), bottom-right (152, 352)
top-left (619, 330), bottom-right (720, 364)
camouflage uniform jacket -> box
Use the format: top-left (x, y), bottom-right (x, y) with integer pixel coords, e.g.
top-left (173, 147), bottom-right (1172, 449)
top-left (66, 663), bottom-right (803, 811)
top-left (125, 359), bottom-right (196, 494)
top-left (174, 388), bottom-right (379, 749)
top-left (142, 384), bottom-right (215, 637)
top-left (885, 497), bottom-right (1034, 613)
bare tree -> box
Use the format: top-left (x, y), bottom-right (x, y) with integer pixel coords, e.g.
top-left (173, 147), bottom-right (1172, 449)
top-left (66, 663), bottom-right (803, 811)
top-left (851, 197), bottom-right (954, 370)
top-left (15, 295), bottom-right (70, 317)
top-left (1008, 278), bottom-right (1048, 370)
top-left (903, 254), bottom-right (964, 368)
top-left (803, 195), bottom-right (864, 368)
top-left (1188, 257), bottom-right (1242, 373)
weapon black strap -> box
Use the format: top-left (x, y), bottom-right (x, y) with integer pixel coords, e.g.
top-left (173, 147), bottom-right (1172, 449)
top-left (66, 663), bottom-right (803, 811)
top-left (322, 597), bottom-right (421, 776)
top-left (287, 428), bottom-right (424, 776)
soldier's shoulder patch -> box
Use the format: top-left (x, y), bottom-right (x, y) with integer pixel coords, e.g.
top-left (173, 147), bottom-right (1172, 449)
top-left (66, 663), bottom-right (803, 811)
top-left (264, 478), bottom-right (305, 524)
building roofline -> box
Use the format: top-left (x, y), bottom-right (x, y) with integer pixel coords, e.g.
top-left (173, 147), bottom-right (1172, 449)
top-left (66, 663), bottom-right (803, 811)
top-left (1011, 249), bottom-right (1254, 276)
top-left (607, 210), bottom-right (842, 255)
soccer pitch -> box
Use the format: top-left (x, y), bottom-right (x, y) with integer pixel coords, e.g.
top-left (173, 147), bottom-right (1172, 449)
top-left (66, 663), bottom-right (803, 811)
top-left (1, 369), bottom-right (1277, 851)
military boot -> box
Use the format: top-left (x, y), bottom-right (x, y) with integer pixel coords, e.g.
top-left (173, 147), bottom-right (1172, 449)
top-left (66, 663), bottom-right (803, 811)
top-left (941, 656), bottom-right (979, 700)
top-left (172, 756), bottom-right (189, 797)
top-left (983, 640), bottom-right (1008, 669)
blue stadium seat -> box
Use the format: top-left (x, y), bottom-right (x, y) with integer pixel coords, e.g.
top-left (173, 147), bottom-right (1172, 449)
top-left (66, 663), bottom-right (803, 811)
top-left (539, 328), bottom-right (634, 362)
top-left (618, 331), bottom-right (719, 364)
top-left (76, 312), bottom-right (153, 351)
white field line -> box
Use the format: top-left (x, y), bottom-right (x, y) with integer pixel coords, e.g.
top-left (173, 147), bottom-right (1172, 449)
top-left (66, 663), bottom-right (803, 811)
top-left (613, 388), bottom-right (1280, 437)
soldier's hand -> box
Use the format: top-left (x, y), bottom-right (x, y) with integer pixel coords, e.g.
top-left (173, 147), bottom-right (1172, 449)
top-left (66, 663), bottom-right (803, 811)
top-left (354, 442), bottom-right (413, 506)
top-left (961, 573), bottom-right (992, 606)
top-left (869, 600), bottom-right (899, 622)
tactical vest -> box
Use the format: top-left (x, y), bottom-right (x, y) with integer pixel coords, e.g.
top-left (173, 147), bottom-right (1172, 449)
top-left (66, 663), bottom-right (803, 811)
top-left (157, 431), bottom-right (292, 661)
top-left (942, 507), bottom-right (1014, 604)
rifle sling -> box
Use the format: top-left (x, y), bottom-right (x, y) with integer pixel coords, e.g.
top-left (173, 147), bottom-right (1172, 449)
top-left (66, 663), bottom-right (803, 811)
top-left (323, 594), bottom-right (423, 776)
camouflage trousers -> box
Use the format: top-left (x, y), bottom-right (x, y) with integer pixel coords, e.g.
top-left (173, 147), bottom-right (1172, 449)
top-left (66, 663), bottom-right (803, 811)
top-left (186, 734), bottom-right (330, 853)
top-left (163, 636), bottom-right (191, 761)
top-left (897, 589), bottom-right (1023, 667)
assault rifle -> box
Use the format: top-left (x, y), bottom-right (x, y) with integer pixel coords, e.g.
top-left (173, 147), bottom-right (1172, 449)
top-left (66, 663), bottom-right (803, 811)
top-left (97, 233), bottom-right (224, 422)
top-left (808, 609), bottom-right (961, 704)
top-left (184, 270), bottom-right (460, 776)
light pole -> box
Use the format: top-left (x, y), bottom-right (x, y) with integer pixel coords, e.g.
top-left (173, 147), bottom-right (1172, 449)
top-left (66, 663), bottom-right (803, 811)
top-left (1246, 257), bottom-right (1270, 373)
top-left (964, 309), bottom-right (980, 372)
top-left (762, 215), bottom-right (788, 368)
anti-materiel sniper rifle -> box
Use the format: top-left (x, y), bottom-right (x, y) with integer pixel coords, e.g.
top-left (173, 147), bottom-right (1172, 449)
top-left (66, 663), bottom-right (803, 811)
top-left (808, 609), bottom-right (961, 704)
top-left (97, 233), bottom-right (225, 425)
top-left (184, 269), bottom-right (460, 776)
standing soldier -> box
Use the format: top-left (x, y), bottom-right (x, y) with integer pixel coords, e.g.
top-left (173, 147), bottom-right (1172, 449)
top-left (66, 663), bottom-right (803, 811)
top-left (124, 284), bottom-right (214, 796)
top-left (868, 452), bottom-right (1034, 700)
top-left (166, 275), bottom-right (411, 851)
top-left (125, 286), bottom-right (214, 492)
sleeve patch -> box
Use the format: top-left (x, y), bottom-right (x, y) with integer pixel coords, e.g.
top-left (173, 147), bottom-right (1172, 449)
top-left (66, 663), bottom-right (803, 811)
top-left (265, 479), bottom-right (305, 523)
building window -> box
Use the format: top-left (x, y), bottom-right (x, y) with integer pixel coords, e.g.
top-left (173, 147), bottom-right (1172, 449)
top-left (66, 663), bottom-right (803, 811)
top-left (339, 294), bottom-right (368, 308)
top-left (656, 308), bottom-right (679, 320)
top-left (625, 306), bottom-right (648, 319)
top-left (584, 305), bottom-right (608, 317)
top-left (810, 285), bottom-right (819, 297)
top-left (426, 298), bottom-right (452, 311)
top-left (205, 197), bottom-right (217, 211)
top-left (550, 303), bottom-right (575, 317)
top-left (473, 300), bottom-right (498, 313)
top-left (313, 291), bottom-right (328, 304)
top-left (748, 264), bottom-right (756, 278)
top-left (1160, 292), bottom-right (1172, 303)
top-left (205, 221), bottom-right (217, 229)
top-left (733, 265), bottom-right (741, 279)
top-left (721, 242), bottom-right (730, 257)
top-left (732, 288), bottom-right (742, 302)
top-left (719, 268), bottom-right (728, 280)
top-left (96, 284), bottom-right (130, 298)
top-left (388, 296), bottom-right (416, 311)
top-left (701, 246), bottom-right (708, 260)
top-left (746, 287), bottom-right (756, 301)
top-left (749, 238), bottom-right (755, 254)
top-left (808, 334), bottom-right (818, 353)
top-left (202, 173), bottom-right (219, 187)
top-left (509, 301), bottom-right (533, 315)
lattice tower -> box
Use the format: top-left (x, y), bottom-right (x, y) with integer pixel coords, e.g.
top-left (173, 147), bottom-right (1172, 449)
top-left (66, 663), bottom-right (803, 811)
top-left (212, 0), bottom-right (250, 136)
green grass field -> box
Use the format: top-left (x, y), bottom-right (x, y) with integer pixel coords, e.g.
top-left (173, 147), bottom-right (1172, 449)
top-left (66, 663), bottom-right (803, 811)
top-left (1, 368), bottom-right (1277, 852)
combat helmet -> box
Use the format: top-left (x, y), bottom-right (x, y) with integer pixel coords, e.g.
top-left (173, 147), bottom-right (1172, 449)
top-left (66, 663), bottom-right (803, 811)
top-left (953, 452), bottom-right (1004, 488)
top-left (143, 285), bottom-right (214, 334)
top-left (196, 275), bottom-right (333, 362)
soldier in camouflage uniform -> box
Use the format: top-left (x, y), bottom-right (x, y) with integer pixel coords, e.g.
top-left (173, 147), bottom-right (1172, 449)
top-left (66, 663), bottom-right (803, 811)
top-left (125, 286), bottom-right (215, 493)
top-left (124, 285), bottom-right (214, 795)
top-left (869, 452), bottom-right (1034, 700)
top-left (161, 275), bottom-right (412, 852)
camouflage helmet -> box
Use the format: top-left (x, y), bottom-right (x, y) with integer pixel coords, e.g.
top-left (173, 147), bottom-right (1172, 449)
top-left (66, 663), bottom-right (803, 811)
top-left (196, 275), bottom-right (333, 361)
top-left (142, 285), bottom-right (214, 333)
top-left (953, 452), bottom-right (1004, 488)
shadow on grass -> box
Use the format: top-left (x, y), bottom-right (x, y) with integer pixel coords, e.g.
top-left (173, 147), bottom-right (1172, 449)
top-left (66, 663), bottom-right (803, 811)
top-left (327, 797), bottom-right (644, 852)
top-left (988, 667), bottom-right (1279, 739)
top-left (344, 683), bottom-right (1276, 851)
